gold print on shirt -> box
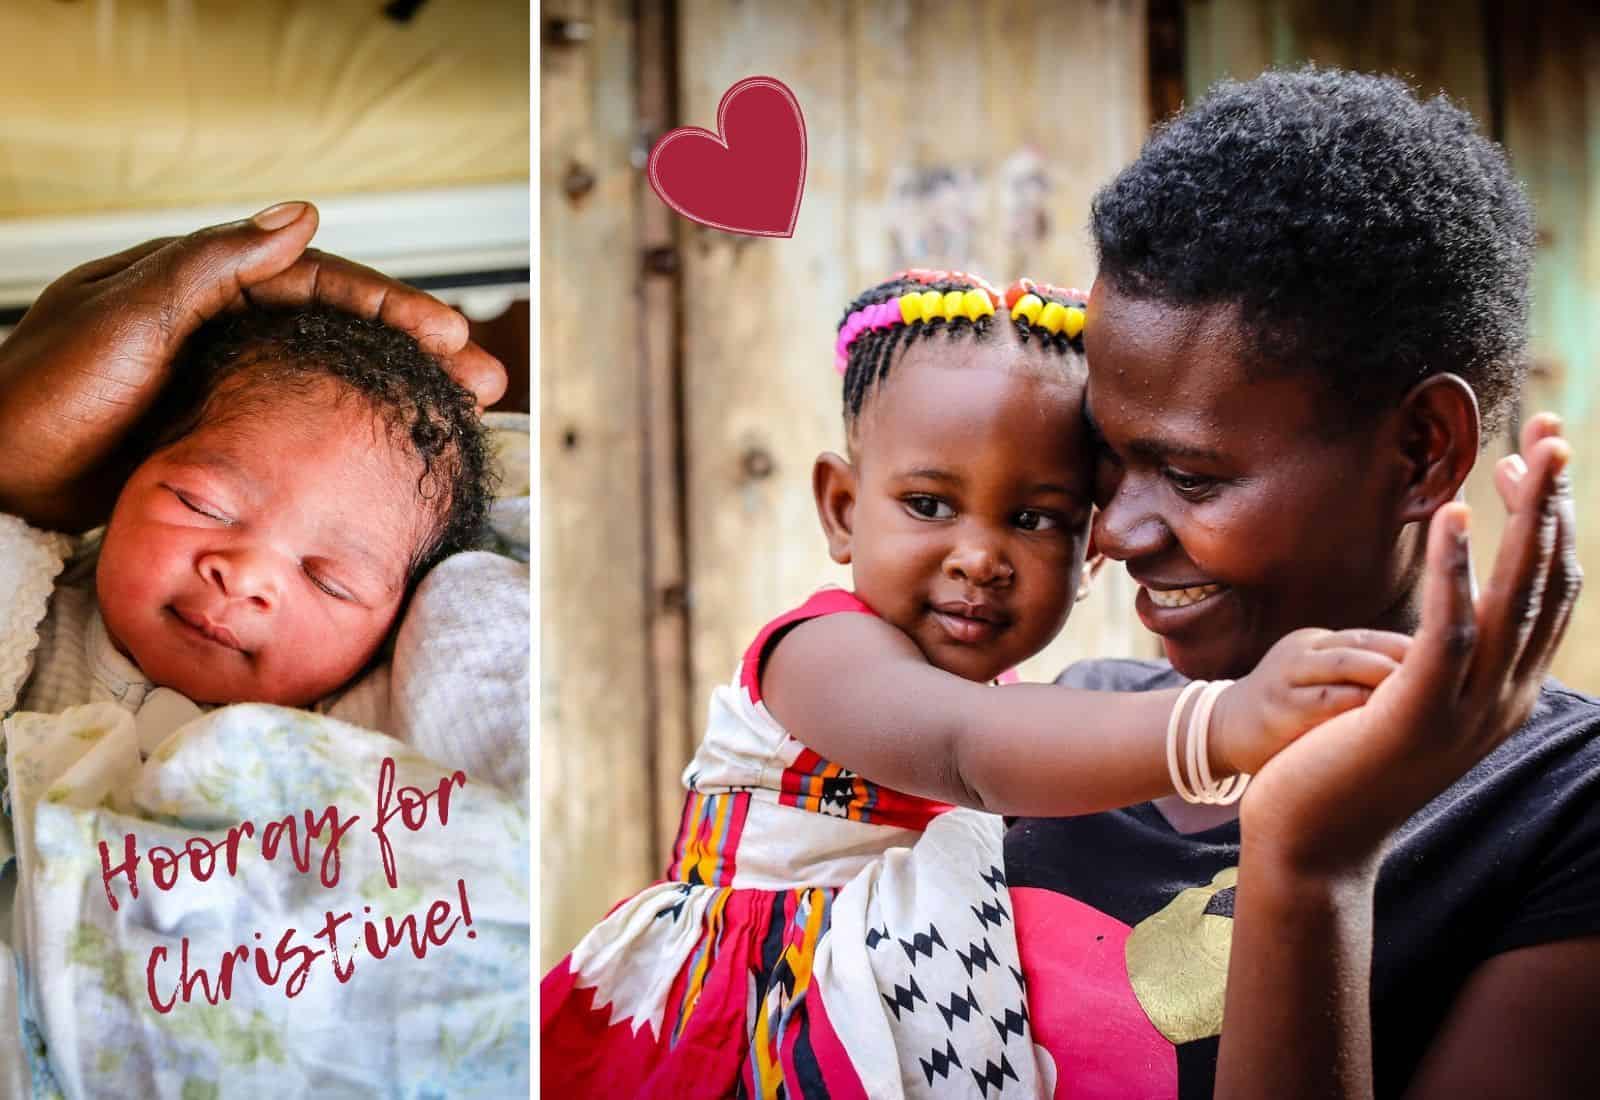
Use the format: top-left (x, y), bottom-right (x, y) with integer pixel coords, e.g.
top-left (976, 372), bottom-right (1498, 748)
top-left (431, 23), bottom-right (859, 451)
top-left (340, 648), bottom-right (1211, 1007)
top-left (1125, 866), bottom-right (1237, 1045)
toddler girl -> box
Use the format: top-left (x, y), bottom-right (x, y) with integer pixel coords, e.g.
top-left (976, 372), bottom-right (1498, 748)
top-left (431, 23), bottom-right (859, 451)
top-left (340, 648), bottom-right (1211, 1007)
top-left (540, 270), bottom-right (1407, 1098)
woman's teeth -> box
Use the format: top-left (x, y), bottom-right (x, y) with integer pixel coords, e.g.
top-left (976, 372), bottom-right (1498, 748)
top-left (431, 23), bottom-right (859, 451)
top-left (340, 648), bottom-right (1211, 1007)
top-left (1146, 584), bottom-right (1222, 609)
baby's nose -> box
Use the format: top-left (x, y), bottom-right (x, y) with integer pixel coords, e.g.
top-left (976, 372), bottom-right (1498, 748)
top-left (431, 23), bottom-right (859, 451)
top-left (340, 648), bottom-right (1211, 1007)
top-left (943, 539), bottom-right (1013, 587)
top-left (197, 549), bottom-right (281, 610)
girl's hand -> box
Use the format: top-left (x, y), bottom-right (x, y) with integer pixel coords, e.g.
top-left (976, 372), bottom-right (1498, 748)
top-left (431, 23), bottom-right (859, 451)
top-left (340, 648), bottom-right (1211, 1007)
top-left (1238, 415), bottom-right (1579, 876)
top-left (1211, 627), bottom-right (1412, 777)
top-left (0, 201), bottom-right (506, 532)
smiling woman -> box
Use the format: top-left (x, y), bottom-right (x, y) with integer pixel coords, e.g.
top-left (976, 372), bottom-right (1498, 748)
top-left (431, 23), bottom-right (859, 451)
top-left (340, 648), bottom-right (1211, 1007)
top-left (1006, 68), bottom-right (1597, 1100)
top-left (1082, 293), bottom-right (1427, 680)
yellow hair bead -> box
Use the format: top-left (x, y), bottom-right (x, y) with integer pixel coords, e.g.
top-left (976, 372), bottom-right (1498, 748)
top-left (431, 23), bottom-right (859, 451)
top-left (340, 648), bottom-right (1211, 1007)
top-left (1037, 301), bottom-right (1067, 334)
top-left (963, 289), bottom-right (994, 321)
top-left (1011, 293), bottom-right (1044, 325)
top-left (942, 290), bottom-right (966, 320)
top-left (899, 292), bottom-right (923, 324)
top-left (919, 289), bottom-right (944, 320)
top-left (1062, 306), bottom-right (1086, 339)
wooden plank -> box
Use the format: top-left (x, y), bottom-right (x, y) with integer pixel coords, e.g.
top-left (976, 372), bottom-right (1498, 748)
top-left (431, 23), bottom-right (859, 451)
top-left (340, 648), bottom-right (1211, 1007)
top-left (1497, 0), bottom-right (1600, 690)
top-left (635, 0), bottom-right (698, 875)
top-left (677, 0), bottom-right (856, 712)
top-left (1185, 0), bottom-right (1492, 119)
top-left (538, 0), bottom-right (656, 966)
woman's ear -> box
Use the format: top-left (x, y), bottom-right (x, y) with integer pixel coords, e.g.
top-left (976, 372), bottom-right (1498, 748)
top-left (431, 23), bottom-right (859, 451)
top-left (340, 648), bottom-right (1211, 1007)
top-left (813, 452), bottom-right (857, 565)
top-left (1395, 373), bottom-right (1481, 524)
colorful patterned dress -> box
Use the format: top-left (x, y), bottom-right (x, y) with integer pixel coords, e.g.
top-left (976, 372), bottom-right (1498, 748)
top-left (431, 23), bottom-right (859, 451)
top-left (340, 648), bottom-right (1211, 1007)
top-left (541, 590), bottom-right (1049, 1099)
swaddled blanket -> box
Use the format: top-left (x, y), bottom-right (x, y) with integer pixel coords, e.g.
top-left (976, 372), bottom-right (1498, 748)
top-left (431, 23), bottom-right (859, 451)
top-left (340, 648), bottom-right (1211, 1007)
top-left (3, 702), bottom-right (528, 1099)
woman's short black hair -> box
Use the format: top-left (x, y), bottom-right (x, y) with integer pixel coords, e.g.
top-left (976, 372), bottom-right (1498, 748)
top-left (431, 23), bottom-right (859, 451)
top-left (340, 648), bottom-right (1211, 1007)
top-left (1091, 66), bottom-right (1535, 436)
top-left (150, 305), bottom-right (493, 584)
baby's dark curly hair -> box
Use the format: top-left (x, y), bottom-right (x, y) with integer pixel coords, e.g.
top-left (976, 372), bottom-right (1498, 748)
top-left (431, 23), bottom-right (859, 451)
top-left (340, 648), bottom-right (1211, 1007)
top-left (1091, 66), bottom-right (1535, 437)
top-left (840, 273), bottom-right (1084, 430)
top-left (150, 305), bottom-right (493, 584)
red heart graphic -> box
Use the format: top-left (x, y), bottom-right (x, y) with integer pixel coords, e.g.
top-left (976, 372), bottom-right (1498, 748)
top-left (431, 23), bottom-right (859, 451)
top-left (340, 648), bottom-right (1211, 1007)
top-left (647, 76), bottom-right (807, 238)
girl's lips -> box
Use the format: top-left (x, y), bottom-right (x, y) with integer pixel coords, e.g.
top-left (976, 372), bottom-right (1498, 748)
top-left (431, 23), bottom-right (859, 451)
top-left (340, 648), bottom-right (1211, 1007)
top-left (930, 608), bottom-right (1004, 645)
top-left (1133, 584), bottom-right (1231, 635)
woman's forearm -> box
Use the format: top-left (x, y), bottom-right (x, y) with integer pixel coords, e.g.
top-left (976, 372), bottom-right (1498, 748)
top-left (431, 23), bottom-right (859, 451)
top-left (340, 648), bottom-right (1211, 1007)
top-left (1215, 848), bottom-right (1381, 1100)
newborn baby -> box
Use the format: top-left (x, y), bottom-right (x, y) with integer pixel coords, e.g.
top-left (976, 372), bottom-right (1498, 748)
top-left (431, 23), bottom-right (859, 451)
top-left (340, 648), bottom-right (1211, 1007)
top-left (20, 306), bottom-right (492, 717)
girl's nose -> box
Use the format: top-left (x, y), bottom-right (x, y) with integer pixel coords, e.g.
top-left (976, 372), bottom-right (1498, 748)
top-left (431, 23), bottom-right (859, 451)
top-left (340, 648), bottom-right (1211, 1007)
top-left (197, 548), bottom-right (281, 611)
top-left (943, 537), bottom-right (1014, 587)
top-left (1091, 477), bottom-right (1171, 562)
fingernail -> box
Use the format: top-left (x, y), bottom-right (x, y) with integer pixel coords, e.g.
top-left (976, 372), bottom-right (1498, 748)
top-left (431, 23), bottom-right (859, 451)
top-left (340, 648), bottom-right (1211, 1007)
top-left (1549, 438), bottom-right (1572, 474)
top-left (251, 201), bottom-right (307, 230)
top-left (1506, 454), bottom-right (1528, 482)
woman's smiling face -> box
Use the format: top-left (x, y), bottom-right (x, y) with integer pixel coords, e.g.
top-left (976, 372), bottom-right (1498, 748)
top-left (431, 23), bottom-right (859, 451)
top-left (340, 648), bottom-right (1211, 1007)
top-left (1083, 282), bottom-right (1417, 680)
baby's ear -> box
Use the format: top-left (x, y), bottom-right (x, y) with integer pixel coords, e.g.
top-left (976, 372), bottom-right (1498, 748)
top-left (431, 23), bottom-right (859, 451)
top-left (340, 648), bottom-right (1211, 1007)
top-left (812, 452), bottom-right (856, 565)
top-left (1084, 527), bottom-right (1106, 578)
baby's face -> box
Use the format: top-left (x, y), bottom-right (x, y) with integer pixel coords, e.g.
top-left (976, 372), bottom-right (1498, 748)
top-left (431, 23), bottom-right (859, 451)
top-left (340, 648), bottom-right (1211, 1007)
top-left (841, 343), bottom-right (1094, 683)
top-left (96, 383), bottom-right (428, 706)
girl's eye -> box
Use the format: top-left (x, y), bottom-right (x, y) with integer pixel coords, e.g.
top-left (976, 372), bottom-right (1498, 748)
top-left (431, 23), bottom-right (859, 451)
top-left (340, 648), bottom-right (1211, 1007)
top-left (905, 495), bottom-right (955, 520)
top-left (305, 567), bottom-right (353, 602)
top-left (1015, 509), bottom-right (1060, 532)
top-left (1164, 469), bottom-right (1215, 500)
top-left (171, 488), bottom-right (232, 523)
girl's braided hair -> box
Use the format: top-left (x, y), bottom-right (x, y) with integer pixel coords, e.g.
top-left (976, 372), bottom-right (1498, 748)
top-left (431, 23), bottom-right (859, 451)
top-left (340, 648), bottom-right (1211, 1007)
top-left (837, 272), bottom-right (1085, 429)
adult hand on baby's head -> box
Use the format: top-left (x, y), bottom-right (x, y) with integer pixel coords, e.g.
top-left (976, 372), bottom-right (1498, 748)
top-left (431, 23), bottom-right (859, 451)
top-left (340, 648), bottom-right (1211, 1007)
top-left (0, 201), bottom-right (507, 533)
top-left (1238, 415), bottom-right (1581, 877)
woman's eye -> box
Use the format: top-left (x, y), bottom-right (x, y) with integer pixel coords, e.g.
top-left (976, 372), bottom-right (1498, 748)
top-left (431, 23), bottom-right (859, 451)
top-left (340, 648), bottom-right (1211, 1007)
top-left (1015, 509), bottom-right (1059, 532)
top-left (171, 488), bottom-right (231, 523)
top-left (1164, 469), bottom-right (1215, 499)
top-left (905, 495), bottom-right (954, 520)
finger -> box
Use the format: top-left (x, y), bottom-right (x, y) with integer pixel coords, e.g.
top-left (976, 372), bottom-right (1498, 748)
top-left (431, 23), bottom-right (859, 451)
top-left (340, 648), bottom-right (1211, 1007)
top-left (1493, 453), bottom-right (1527, 511)
top-left (1515, 444), bottom-right (1582, 682)
top-left (1522, 411), bottom-right (1565, 452)
top-left (1405, 502), bottom-right (1477, 707)
top-left (1309, 628), bottom-right (1412, 663)
top-left (244, 250), bottom-right (470, 354)
top-left (1289, 648), bottom-right (1403, 690)
top-left (108, 202), bottom-right (320, 347)
top-left (243, 252), bottom-right (509, 407)
top-left (1472, 434), bottom-right (1566, 683)
top-left (443, 341), bottom-right (510, 409)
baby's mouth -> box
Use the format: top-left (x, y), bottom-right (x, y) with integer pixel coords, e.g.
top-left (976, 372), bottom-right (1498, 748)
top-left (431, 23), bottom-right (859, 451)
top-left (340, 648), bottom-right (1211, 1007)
top-left (169, 606), bottom-right (246, 652)
top-left (1145, 584), bottom-right (1224, 609)
top-left (929, 600), bottom-right (1011, 645)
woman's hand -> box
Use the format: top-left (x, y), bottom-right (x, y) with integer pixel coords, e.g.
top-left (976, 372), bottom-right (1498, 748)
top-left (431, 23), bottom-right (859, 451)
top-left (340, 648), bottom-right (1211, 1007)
top-left (0, 201), bottom-right (508, 532)
top-left (1238, 414), bottom-right (1580, 875)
